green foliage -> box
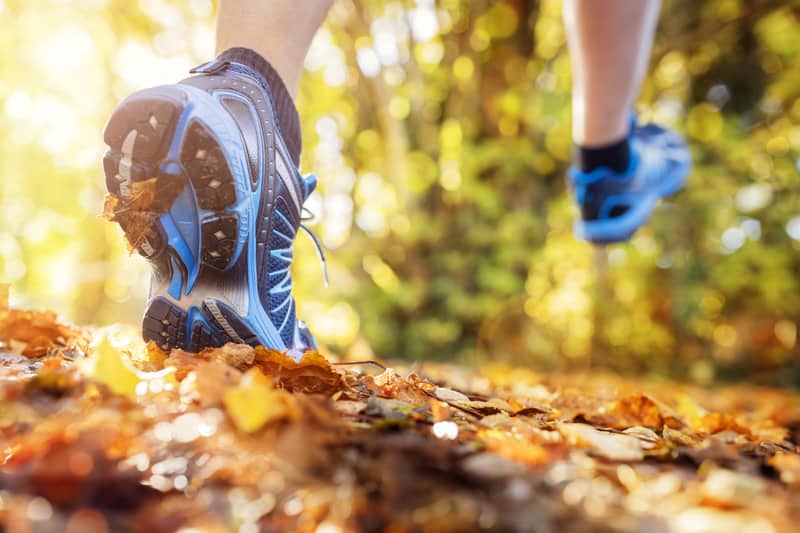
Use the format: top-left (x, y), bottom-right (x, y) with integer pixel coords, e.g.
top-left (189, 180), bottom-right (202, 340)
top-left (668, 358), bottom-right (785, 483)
top-left (1, 0), bottom-right (799, 384)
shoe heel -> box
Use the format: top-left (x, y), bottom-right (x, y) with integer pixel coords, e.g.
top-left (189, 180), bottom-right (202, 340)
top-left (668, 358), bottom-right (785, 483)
top-left (104, 88), bottom-right (244, 274)
top-left (103, 89), bottom-right (188, 261)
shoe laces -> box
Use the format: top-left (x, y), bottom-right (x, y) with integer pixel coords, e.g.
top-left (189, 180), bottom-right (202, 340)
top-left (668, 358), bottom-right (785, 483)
top-left (299, 173), bottom-right (329, 287)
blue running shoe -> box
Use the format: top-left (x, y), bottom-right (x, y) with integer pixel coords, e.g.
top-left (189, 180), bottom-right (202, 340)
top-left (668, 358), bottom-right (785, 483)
top-left (567, 117), bottom-right (691, 244)
top-left (103, 57), bottom-right (319, 353)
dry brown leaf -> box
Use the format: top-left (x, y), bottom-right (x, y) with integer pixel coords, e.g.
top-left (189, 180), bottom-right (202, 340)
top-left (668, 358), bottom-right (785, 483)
top-left (478, 428), bottom-right (554, 466)
top-left (128, 178), bottom-right (159, 210)
top-left (143, 341), bottom-right (169, 370)
top-left (254, 347), bottom-right (347, 395)
top-left (28, 356), bottom-right (81, 394)
top-left (101, 193), bottom-right (119, 220)
top-left (165, 349), bottom-right (205, 380)
top-left (104, 174), bottom-right (185, 254)
top-left (431, 400), bottom-right (452, 422)
top-left (112, 209), bottom-right (162, 254)
top-left (695, 412), bottom-right (751, 437)
top-left (0, 309), bottom-right (82, 357)
top-left (363, 368), bottom-right (407, 399)
top-left (406, 372), bottom-right (437, 395)
top-left (464, 398), bottom-right (517, 415)
top-left (581, 394), bottom-right (684, 431)
top-left (180, 361), bottom-right (243, 407)
top-left (362, 368), bottom-right (431, 407)
top-left (199, 343), bottom-right (256, 370)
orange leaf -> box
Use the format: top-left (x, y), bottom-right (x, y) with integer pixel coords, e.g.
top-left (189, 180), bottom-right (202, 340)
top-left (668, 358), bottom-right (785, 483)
top-left (254, 347), bottom-right (347, 395)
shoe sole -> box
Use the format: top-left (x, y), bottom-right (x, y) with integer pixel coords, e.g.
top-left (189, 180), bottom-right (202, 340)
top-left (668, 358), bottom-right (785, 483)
top-left (103, 85), bottom-right (283, 351)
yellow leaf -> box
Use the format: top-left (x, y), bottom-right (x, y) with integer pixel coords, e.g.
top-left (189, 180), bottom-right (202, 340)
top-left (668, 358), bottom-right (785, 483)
top-left (85, 332), bottom-right (140, 399)
top-left (223, 368), bottom-right (291, 433)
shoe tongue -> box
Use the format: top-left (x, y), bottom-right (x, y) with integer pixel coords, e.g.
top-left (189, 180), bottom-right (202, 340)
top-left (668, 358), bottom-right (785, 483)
top-left (303, 174), bottom-right (317, 200)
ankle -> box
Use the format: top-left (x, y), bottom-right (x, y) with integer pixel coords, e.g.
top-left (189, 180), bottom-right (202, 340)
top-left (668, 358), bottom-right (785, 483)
top-left (575, 136), bottom-right (631, 174)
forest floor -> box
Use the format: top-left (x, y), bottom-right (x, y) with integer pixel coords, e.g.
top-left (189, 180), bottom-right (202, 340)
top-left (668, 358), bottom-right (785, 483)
top-left (1, 303), bottom-right (800, 533)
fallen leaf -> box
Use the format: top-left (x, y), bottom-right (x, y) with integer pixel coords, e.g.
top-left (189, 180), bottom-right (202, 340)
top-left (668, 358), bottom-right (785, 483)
top-left (254, 347), bottom-right (346, 395)
top-left (622, 426), bottom-right (663, 451)
top-left (431, 400), bottom-right (452, 421)
top-left (0, 309), bottom-right (82, 357)
top-left (363, 368), bottom-right (407, 398)
top-left (181, 360), bottom-right (243, 407)
top-left (28, 356), bottom-right (81, 394)
top-left (165, 349), bottom-right (204, 380)
top-left (478, 428), bottom-right (553, 466)
top-left (695, 412), bottom-right (751, 437)
top-left (82, 332), bottom-right (178, 399)
top-left (560, 423), bottom-right (645, 462)
top-left (82, 333), bottom-right (140, 398)
top-left (581, 394), bottom-right (684, 432)
top-left (200, 343), bottom-right (255, 370)
top-left (464, 398), bottom-right (517, 415)
top-left (223, 367), bottom-right (296, 432)
top-left (434, 387), bottom-right (470, 403)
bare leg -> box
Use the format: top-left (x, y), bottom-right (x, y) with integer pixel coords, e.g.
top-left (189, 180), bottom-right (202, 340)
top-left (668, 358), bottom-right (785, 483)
top-left (563, 0), bottom-right (661, 146)
top-left (216, 0), bottom-right (335, 97)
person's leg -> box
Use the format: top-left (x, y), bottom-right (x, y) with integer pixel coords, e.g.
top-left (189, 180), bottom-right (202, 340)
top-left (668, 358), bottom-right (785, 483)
top-left (562, 0), bottom-right (691, 244)
top-left (563, 0), bottom-right (660, 166)
top-left (216, 0), bottom-right (334, 97)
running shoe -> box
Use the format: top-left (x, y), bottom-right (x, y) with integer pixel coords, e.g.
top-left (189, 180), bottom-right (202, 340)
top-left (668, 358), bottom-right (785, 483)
top-left (102, 56), bottom-right (319, 353)
top-left (567, 117), bottom-right (691, 244)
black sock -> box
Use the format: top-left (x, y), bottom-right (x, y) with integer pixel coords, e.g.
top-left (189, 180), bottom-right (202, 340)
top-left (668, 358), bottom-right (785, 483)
top-left (577, 137), bottom-right (631, 173)
top-left (216, 47), bottom-right (302, 166)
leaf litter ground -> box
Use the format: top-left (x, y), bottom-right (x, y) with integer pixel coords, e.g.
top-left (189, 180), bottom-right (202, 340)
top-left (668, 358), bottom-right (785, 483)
top-left (1, 304), bottom-right (800, 532)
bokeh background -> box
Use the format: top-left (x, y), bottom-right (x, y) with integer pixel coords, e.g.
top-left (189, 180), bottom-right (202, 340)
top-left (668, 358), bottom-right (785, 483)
top-left (1, 0), bottom-right (799, 384)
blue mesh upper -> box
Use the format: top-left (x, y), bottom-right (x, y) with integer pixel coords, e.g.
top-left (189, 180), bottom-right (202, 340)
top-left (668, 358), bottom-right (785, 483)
top-left (263, 196), bottom-right (297, 346)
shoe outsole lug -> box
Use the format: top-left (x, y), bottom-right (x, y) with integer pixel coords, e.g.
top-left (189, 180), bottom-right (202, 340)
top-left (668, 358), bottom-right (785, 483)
top-left (104, 98), bottom-right (180, 161)
top-left (179, 121), bottom-right (237, 211)
top-left (179, 120), bottom-right (240, 271)
top-left (102, 153), bottom-right (152, 197)
top-left (136, 222), bottom-right (167, 260)
top-left (200, 214), bottom-right (239, 270)
top-left (188, 321), bottom-right (224, 352)
top-left (143, 296), bottom-right (228, 352)
top-left (142, 297), bottom-right (188, 351)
